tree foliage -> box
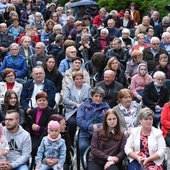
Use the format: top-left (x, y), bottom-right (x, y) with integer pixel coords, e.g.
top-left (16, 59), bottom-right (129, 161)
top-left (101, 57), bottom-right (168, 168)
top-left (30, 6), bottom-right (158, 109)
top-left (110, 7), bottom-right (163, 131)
top-left (97, 0), bottom-right (170, 18)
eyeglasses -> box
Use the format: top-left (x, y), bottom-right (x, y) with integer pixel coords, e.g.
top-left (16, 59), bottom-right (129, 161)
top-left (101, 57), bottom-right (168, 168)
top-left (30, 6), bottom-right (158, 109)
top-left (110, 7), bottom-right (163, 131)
top-left (69, 51), bottom-right (77, 53)
top-left (11, 49), bottom-right (18, 51)
top-left (6, 74), bottom-right (14, 78)
top-left (152, 43), bottom-right (159, 45)
top-left (5, 118), bottom-right (14, 122)
top-left (35, 47), bottom-right (42, 49)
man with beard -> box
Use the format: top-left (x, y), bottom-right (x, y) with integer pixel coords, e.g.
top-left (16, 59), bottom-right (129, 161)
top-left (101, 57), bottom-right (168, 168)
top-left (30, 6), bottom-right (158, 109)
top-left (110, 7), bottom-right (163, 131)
top-left (0, 110), bottom-right (31, 170)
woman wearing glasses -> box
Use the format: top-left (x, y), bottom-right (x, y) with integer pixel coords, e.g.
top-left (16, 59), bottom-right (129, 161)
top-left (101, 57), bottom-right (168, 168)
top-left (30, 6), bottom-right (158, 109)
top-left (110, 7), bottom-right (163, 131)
top-left (0, 68), bottom-right (22, 104)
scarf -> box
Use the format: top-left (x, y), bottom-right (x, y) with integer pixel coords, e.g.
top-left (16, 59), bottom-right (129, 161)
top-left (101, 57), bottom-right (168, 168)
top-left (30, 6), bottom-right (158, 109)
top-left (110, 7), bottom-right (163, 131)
top-left (47, 134), bottom-right (61, 142)
top-left (118, 101), bottom-right (138, 129)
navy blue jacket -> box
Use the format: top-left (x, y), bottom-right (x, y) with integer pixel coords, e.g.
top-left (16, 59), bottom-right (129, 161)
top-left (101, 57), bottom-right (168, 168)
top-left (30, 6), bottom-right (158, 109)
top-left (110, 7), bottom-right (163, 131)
top-left (20, 78), bottom-right (56, 110)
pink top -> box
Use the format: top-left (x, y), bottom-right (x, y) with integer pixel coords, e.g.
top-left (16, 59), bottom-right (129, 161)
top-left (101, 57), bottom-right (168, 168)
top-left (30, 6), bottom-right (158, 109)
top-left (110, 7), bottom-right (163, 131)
top-left (130, 74), bottom-right (152, 97)
top-left (33, 108), bottom-right (43, 135)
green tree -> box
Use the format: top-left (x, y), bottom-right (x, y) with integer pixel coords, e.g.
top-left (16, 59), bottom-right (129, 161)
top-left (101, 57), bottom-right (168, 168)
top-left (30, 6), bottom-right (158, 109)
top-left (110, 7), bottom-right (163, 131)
top-left (97, 0), bottom-right (169, 18)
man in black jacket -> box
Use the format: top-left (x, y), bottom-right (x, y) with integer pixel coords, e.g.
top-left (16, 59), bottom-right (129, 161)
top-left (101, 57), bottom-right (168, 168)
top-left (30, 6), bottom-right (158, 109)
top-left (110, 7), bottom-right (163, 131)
top-left (0, 23), bottom-right (14, 61)
top-left (96, 70), bottom-right (124, 108)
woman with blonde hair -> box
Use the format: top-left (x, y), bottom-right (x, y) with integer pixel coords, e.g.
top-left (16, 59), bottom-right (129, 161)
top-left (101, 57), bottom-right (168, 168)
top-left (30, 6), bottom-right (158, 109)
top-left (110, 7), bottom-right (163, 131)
top-left (41, 19), bottom-right (55, 45)
top-left (106, 57), bottom-right (126, 86)
top-left (4, 4), bottom-right (16, 23)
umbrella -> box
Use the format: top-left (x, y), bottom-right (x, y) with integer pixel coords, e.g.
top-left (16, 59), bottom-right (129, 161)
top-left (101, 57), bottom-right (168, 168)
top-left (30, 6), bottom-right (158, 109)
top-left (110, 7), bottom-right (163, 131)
top-left (165, 4), bottom-right (170, 12)
top-left (70, 0), bottom-right (98, 8)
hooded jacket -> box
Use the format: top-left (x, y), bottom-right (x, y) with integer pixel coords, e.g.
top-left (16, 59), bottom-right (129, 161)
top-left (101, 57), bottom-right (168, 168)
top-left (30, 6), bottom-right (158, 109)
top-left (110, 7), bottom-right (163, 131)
top-left (2, 125), bottom-right (31, 168)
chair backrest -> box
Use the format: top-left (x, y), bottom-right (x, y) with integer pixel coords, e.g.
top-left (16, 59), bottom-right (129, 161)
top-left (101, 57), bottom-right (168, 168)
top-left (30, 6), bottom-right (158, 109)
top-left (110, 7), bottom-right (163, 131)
top-left (164, 79), bottom-right (170, 98)
top-left (83, 146), bottom-right (91, 170)
top-left (84, 60), bottom-right (94, 75)
top-left (70, 146), bottom-right (76, 170)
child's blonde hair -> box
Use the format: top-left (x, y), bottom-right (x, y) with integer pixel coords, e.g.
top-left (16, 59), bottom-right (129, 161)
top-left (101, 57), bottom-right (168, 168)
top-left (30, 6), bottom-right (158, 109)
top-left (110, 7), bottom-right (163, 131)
top-left (159, 54), bottom-right (168, 61)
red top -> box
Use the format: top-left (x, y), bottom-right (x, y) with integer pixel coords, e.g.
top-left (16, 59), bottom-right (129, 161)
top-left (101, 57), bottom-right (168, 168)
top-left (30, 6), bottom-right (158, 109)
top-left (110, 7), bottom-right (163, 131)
top-left (6, 82), bottom-right (14, 90)
top-left (161, 102), bottom-right (170, 138)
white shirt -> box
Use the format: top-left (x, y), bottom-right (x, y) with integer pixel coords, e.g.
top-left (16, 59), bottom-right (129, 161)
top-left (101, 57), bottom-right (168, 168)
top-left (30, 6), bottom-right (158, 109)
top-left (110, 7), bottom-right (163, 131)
top-left (29, 81), bottom-right (44, 108)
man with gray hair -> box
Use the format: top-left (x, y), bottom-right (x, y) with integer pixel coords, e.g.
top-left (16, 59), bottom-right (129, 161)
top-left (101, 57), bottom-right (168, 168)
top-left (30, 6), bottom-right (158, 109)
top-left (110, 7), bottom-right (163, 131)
top-left (0, 23), bottom-right (14, 60)
top-left (96, 70), bottom-right (124, 108)
top-left (150, 11), bottom-right (162, 28)
top-left (0, 43), bottom-right (27, 79)
top-left (28, 42), bottom-right (48, 78)
top-left (62, 16), bottom-right (75, 39)
top-left (154, 16), bottom-right (170, 39)
top-left (143, 36), bottom-right (169, 72)
top-left (47, 34), bottom-right (64, 58)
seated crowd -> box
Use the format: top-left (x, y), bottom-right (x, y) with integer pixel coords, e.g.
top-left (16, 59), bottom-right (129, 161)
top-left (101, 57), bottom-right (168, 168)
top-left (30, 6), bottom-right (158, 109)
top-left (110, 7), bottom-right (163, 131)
top-left (0, 1), bottom-right (170, 170)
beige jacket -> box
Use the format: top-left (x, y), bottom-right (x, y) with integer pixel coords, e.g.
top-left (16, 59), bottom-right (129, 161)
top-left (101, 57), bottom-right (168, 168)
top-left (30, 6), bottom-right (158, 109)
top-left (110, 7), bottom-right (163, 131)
top-left (0, 81), bottom-right (23, 104)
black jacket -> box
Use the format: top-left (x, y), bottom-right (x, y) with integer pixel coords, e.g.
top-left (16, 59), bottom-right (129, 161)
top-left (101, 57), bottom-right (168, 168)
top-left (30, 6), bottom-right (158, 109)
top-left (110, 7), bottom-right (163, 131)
top-left (142, 81), bottom-right (169, 111)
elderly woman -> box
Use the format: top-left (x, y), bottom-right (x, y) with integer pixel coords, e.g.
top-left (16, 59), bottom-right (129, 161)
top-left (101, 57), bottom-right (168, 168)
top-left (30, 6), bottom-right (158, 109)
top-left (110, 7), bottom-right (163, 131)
top-left (135, 16), bottom-right (152, 36)
top-left (88, 109), bottom-right (126, 170)
top-left (125, 107), bottom-right (166, 170)
top-left (131, 33), bottom-right (150, 53)
top-left (19, 35), bottom-right (35, 63)
top-left (0, 68), bottom-right (22, 104)
top-left (62, 57), bottom-right (90, 91)
top-left (76, 86), bottom-right (110, 169)
top-left (8, 18), bottom-right (24, 42)
top-left (0, 43), bottom-right (27, 79)
top-left (0, 90), bottom-right (25, 126)
top-left (113, 89), bottom-right (141, 137)
top-left (93, 7), bottom-right (107, 28)
top-left (25, 92), bottom-right (55, 169)
top-left (142, 71), bottom-right (169, 127)
top-left (48, 24), bottom-right (62, 44)
top-left (119, 28), bottom-right (135, 50)
top-left (30, 12), bottom-right (45, 37)
top-left (76, 33), bottom-right (94, 62)
top-left (63, 71), bottom-right (91, 145)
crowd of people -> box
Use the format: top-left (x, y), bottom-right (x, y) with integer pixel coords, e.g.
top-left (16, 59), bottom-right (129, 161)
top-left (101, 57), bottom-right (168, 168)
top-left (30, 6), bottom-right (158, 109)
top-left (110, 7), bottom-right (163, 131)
top-left (0, 0), bottom-right (169, 170)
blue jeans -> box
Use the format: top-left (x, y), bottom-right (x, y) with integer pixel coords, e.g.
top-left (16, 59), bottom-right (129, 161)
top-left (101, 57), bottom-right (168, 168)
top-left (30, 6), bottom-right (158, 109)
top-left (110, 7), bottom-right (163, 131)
top-left (78, 137), bottom-right (91, 170)
top-left (38, 164), bottom-right (63, 170)
top-left (12, 164), bottom-right (29, 170)
top-left (128, 160), bottom-right (141, 170)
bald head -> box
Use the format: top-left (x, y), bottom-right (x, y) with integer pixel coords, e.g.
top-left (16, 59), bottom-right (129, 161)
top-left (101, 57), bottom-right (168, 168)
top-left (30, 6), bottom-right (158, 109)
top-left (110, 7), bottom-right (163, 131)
top-left (104, 70), bottom-right (115, 85)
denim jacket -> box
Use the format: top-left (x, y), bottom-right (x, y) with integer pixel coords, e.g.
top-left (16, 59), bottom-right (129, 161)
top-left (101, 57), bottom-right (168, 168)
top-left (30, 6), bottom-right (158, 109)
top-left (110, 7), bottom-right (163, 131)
top-left (35, 136), bottom-right (66, 166)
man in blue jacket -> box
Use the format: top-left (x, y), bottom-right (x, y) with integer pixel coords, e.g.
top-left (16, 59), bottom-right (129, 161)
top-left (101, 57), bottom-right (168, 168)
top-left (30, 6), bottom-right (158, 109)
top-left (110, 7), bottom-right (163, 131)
top-left (20, 66), bottom-right (56, 113)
